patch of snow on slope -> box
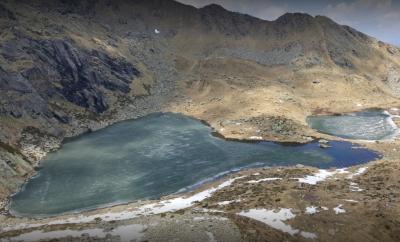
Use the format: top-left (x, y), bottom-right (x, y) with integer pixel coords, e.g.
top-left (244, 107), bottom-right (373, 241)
top-left (217, 199), bottom-right (241, 205)
top-left (296, 168), bottom-right (351, 185)
top-left (347, 167), bottom-right (368, 179)
top-left (237, 208), bottom-right (317, 238)
top-left (247, 178), bottom-right (282, 183)
top-left (297, 170), bottom-right (336, 185)
top-left (334, 204), bottom-right (346, 214)
top-left (300, 231), bottom-right (318, 239)
top-left (305, 206), bottom-right (319, 214)
top-left (349, 182), bottom-right (363, 192)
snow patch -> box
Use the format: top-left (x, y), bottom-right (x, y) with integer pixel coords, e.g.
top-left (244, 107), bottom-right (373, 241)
top-left (347, 167), bottom-right (368, 179)
top-left (336, 168), bottom-right (349, 174)
top-left (305, 206), bottom-right (319, 215)
top-left (217, 199), bottom-right (241, 206)
top-left (249, 136), bottom-right (263, 140)
top-left (297, 170), bottom-right (337, 185)
top-left (247, 178), bottom-right (282, 183)
top-left (333, 204), bottom-right (346, 214)
top-left (349, 182), bottom-right (363, 192)
top-left (296, 168), bottom-right (349, 185)
top-left (300, 231), bottom-right (318, 239)
top-left (353, 167), bottom-right (368, 176)
top-left (238, 208), bottom-right (317, 238)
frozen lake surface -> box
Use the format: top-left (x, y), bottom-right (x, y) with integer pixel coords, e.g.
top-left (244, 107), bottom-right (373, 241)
top-left (10, 113), bottom-right (379, 217)
top-left (307, 110), bottom-right (398, 140)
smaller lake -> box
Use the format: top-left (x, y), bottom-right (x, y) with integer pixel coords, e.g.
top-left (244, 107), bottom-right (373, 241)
top-left (9, 113), bottom-right (380, 217)
top-left (307, 110), bottom-right (398, 140)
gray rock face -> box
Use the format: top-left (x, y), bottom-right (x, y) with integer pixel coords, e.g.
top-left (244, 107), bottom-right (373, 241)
top-left (316, 16), bottom-right (371, 69)
top-left (198, 4), bottom-right (264, 36)
top-left (218, 41), bottom-right (305, 66)
top-left (0, 67), bottom-right (33, 93)
top-left (275, 13), bottom-right (315, 30)
top-left (0, 3), bottom-right (15, 20)
top-left (387, 67), bottom-right (400, 97)
top-left (0, 37), bottom-right (140, 117)
top-left (27, 39), bottom-right (140, 113)
top-left (0, 66), bottom-right (50, 118)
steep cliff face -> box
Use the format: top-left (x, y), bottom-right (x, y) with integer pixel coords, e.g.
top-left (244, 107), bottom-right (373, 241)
top-left (0, 0), bottom-right (400, 200)
top-left (1, 37), bottom-right (140, 116)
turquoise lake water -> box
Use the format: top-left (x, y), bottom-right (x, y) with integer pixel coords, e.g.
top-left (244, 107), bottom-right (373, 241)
top-left (9, 113), bottom-right (380, 217)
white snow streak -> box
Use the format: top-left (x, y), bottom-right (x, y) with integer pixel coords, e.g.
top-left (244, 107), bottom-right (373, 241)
top-left (238, 208), bottom-right (317, 239)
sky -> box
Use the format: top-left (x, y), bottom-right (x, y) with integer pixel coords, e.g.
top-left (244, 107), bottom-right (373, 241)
top-left (177, 0), bottom-right (400, 46)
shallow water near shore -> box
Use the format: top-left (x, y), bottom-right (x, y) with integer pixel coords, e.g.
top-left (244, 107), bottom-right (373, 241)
top-left (307, 109), bottom-right (398, 140)
top-left (9, 113), bottom-right (380, 217)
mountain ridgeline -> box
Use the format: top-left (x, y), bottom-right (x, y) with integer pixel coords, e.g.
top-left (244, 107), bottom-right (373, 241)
top-left (0, 0), bottom-right (399, 200)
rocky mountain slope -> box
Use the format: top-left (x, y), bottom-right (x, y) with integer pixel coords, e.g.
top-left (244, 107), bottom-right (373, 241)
top-left (0, 0), bottom-right (400, 208)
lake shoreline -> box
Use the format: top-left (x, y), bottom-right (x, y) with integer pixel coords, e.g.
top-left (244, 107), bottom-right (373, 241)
top-left (3, 107), bottom-right (393, 216)
top-left (1, 158), bottom-right (396, 241)
top-left (8, 112), bottom-right (379, 218)
top-left (1, 107), bottom-right (399, 242)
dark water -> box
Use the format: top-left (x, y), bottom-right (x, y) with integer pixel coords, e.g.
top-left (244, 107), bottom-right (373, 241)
top-left (10, 113), bottom-right (380, 217)
top-left (307, 110), bottom-right (398, 140)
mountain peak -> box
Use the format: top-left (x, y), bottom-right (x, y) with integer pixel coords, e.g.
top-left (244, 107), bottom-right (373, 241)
top-left (200, 3), bottom-right (227, 12)
top-left (276, 12), bottom-right (314, 23)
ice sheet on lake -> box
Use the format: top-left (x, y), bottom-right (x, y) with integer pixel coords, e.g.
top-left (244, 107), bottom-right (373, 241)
top-left (307, 110), bottom-right (399, 140)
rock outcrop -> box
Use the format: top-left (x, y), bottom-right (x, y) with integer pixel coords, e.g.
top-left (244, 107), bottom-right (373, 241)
top-left (1, 36), bottom-right (140, 116)
top-left (387, 67), bottom-right (400, 96)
